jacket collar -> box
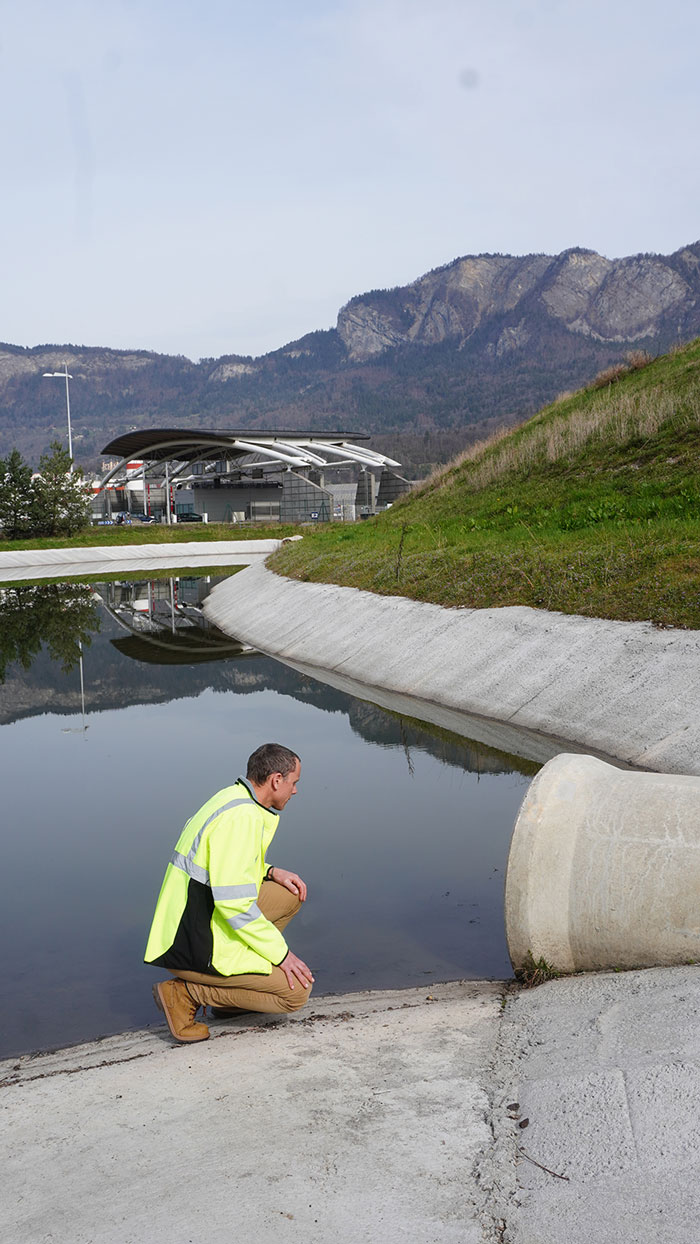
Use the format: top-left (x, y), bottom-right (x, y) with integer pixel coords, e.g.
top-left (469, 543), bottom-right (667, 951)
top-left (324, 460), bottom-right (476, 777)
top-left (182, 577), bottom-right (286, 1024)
top-left (237, 775), bottom-right (277, 815)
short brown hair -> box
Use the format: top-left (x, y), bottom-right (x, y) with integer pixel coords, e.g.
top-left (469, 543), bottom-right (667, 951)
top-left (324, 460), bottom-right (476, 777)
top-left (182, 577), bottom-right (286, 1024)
top-left (246, 743), bottom-right (300, 785)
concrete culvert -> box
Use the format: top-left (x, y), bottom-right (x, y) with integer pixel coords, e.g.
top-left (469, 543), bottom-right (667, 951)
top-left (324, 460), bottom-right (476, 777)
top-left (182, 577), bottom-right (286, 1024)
top-left (505, 753), bottom-right (700, 975)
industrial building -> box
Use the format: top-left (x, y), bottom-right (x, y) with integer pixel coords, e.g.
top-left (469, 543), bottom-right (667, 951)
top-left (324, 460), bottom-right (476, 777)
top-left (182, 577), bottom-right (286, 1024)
top-left (96, 429), bottom-right (410, 524)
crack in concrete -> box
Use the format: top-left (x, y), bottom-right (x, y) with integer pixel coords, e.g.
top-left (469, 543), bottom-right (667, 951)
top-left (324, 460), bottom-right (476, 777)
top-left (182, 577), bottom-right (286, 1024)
top-left (0, 1049), bottom-right (154, 1089)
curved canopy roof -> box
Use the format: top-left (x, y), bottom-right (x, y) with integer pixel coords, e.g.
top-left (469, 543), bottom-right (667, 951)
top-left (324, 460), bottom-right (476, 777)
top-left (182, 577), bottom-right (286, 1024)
top-left (99, 428), bottom-right (399, 488)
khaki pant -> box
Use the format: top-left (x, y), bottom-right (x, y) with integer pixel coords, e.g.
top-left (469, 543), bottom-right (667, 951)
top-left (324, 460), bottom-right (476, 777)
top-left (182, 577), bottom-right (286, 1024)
top-left (171, 880), bottom-right (311, 1015)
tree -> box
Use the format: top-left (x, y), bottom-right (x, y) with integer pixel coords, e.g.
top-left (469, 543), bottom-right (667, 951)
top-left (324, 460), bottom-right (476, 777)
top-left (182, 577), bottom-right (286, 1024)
top-left (31, 442), bottom-right (92, 537)
top-left (0, 582), bottom-right (100, 682)
top-left (0, 448), bottom-right (34, 538)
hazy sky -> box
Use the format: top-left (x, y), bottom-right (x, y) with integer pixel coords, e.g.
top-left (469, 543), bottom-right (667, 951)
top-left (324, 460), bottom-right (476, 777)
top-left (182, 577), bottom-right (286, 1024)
top-left (3, 0), bottom-right (699, 360)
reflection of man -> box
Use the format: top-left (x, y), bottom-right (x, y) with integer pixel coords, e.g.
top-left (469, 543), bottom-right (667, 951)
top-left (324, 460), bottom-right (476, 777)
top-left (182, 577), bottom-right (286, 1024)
top-left (145, 742), bottom-right (313, 1043)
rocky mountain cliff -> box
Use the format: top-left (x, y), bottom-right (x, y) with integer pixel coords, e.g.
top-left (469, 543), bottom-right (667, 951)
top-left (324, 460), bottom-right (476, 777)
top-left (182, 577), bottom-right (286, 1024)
top-left (2, 242), bottom-right (699, 471)
top-left (337, 246), bottom-right (700, 359)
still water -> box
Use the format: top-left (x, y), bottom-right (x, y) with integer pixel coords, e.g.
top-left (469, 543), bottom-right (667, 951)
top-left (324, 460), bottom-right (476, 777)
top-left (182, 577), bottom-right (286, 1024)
top-left (0, 573), bottom-right (535, 1059)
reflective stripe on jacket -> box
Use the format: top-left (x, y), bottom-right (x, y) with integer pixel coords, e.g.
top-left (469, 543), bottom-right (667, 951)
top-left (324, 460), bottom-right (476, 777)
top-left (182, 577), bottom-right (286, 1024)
top-left (144, 778), bottom-right (287, 976)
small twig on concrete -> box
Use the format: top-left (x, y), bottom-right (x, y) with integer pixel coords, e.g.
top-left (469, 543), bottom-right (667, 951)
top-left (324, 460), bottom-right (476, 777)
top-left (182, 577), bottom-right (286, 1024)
top-left (519, 1149), bottom-right (570, 1181)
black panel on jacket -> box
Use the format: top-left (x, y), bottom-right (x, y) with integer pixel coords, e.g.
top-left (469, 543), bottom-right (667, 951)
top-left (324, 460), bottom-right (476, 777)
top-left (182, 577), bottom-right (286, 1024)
top-left (148, 878), bottom-right (219, 974)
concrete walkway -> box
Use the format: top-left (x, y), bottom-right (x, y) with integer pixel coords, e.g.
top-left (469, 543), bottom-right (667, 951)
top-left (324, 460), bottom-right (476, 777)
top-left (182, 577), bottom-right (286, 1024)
top-left (3, 967), bottom-right (699, 1243)
top-left (501, 965), bottom-right (700, 1244)
top-left (1, 982), bottom-right (505, 1244)
top-left (0, 538), bottom-right (282, 582)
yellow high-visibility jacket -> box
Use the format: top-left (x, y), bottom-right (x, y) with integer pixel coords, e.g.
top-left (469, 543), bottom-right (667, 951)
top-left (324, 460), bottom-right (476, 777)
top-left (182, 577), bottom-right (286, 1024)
top-left (144, 778), bottom-right (288, 976)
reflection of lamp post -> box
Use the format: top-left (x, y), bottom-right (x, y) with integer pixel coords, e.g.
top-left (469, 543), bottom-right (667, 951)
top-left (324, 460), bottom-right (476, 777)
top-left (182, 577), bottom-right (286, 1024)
top-left (61, 642), bottom-right (89, 736)
top-left (42, 363), bottom-right (74, 469)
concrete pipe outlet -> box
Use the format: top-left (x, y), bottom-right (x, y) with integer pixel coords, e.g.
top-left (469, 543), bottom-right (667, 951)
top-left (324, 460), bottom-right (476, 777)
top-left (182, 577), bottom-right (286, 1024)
top-left (505, 753), bottom-right (700, 975)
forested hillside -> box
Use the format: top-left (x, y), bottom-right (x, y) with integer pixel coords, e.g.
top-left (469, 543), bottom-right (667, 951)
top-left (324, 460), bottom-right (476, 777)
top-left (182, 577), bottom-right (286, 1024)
top-left (2, 241), bottom-right (699, 473)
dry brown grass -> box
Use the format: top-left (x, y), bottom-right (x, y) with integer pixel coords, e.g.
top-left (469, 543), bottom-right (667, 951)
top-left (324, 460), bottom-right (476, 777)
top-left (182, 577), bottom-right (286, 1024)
top-left (412, 382), bottom-right (700, 498)
top-left (592, 362), bottom-right (631, 389)
top-left (592, 350), bottom-right (653, 389)
top-left (411, 424), bottom-right (514, 498)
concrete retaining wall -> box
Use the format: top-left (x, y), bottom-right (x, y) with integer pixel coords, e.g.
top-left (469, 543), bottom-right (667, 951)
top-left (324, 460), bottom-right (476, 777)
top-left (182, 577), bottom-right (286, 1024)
top-left (505, 753), bottom-right (700, 973)
top-left (203, 561), bottom-right (700, 776)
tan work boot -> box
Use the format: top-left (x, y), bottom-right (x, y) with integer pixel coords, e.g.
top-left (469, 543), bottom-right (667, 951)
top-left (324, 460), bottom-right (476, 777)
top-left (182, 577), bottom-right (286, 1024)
top-left (152, 979), bottom-right (210, 1043)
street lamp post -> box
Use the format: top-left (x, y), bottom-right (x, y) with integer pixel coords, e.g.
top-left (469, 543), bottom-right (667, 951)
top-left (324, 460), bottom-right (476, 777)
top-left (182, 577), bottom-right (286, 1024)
top-left (42, 363), bottom-right (74, 470)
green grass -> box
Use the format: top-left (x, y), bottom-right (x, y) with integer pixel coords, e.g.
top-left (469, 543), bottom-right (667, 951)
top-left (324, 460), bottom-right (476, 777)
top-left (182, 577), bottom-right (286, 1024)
top-left (2, 565), bottom-right (246, 589)
top-left (515, 952), bottom-right (561, 988)
top-left (1, 522), bottom-right (299, 551)
top-left (269, 339), bottom-right (700, 628)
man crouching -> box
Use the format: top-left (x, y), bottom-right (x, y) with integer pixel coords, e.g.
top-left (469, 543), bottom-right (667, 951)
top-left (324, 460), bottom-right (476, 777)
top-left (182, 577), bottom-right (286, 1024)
top-left (145, 742), bottom-right (313, 1042)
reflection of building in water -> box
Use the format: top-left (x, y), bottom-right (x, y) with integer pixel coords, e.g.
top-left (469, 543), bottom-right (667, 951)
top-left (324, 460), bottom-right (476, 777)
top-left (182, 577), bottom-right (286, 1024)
top-left (101, 576), bottom-right (258, 665)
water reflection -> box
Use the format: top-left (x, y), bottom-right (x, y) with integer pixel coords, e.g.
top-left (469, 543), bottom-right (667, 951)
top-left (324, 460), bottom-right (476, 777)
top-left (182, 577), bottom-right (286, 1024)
top-left (0, 582), bottom-right (99, 682)
top-left (0, 573), bottom-right (534, 1059)
top-left (103, 575), bottom-right (255, 664)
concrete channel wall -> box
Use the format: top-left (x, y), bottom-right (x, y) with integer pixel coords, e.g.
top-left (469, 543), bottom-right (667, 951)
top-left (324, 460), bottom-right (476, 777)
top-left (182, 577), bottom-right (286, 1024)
top-left (4, 542), bottom-right (698, 774)
top-left (203, 561), bottom-right (700, 776)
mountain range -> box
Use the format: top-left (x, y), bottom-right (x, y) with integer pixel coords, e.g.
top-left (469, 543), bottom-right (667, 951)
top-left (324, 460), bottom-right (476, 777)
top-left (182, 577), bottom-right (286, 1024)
top-left (2, 241), bottom-right (699, 474)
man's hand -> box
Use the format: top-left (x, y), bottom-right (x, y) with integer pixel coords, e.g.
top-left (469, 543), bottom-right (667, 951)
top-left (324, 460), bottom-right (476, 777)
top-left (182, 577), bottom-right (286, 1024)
top-left (269, 867), bottom-right (307, 902)
top-left (280, 950), bottom-right (314, 991)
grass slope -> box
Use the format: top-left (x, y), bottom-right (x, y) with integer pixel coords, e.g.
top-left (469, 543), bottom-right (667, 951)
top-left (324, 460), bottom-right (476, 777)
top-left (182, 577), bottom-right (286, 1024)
top-left (2, 523), bottom-right (297, 551)
top-left (270, 340), bottom-right (700, 628)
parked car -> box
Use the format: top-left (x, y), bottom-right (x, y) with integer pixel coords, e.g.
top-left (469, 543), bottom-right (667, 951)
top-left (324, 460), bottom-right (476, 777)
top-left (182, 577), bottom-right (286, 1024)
top-left (176, 512), bottom-right (204, 523)
top-left (129, 511), bottom-right (156, 524)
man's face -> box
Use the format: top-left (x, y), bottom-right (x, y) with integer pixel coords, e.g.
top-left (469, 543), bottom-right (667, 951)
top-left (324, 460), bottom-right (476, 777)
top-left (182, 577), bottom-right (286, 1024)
top-left (269, 759), bottom-right (301, 810)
